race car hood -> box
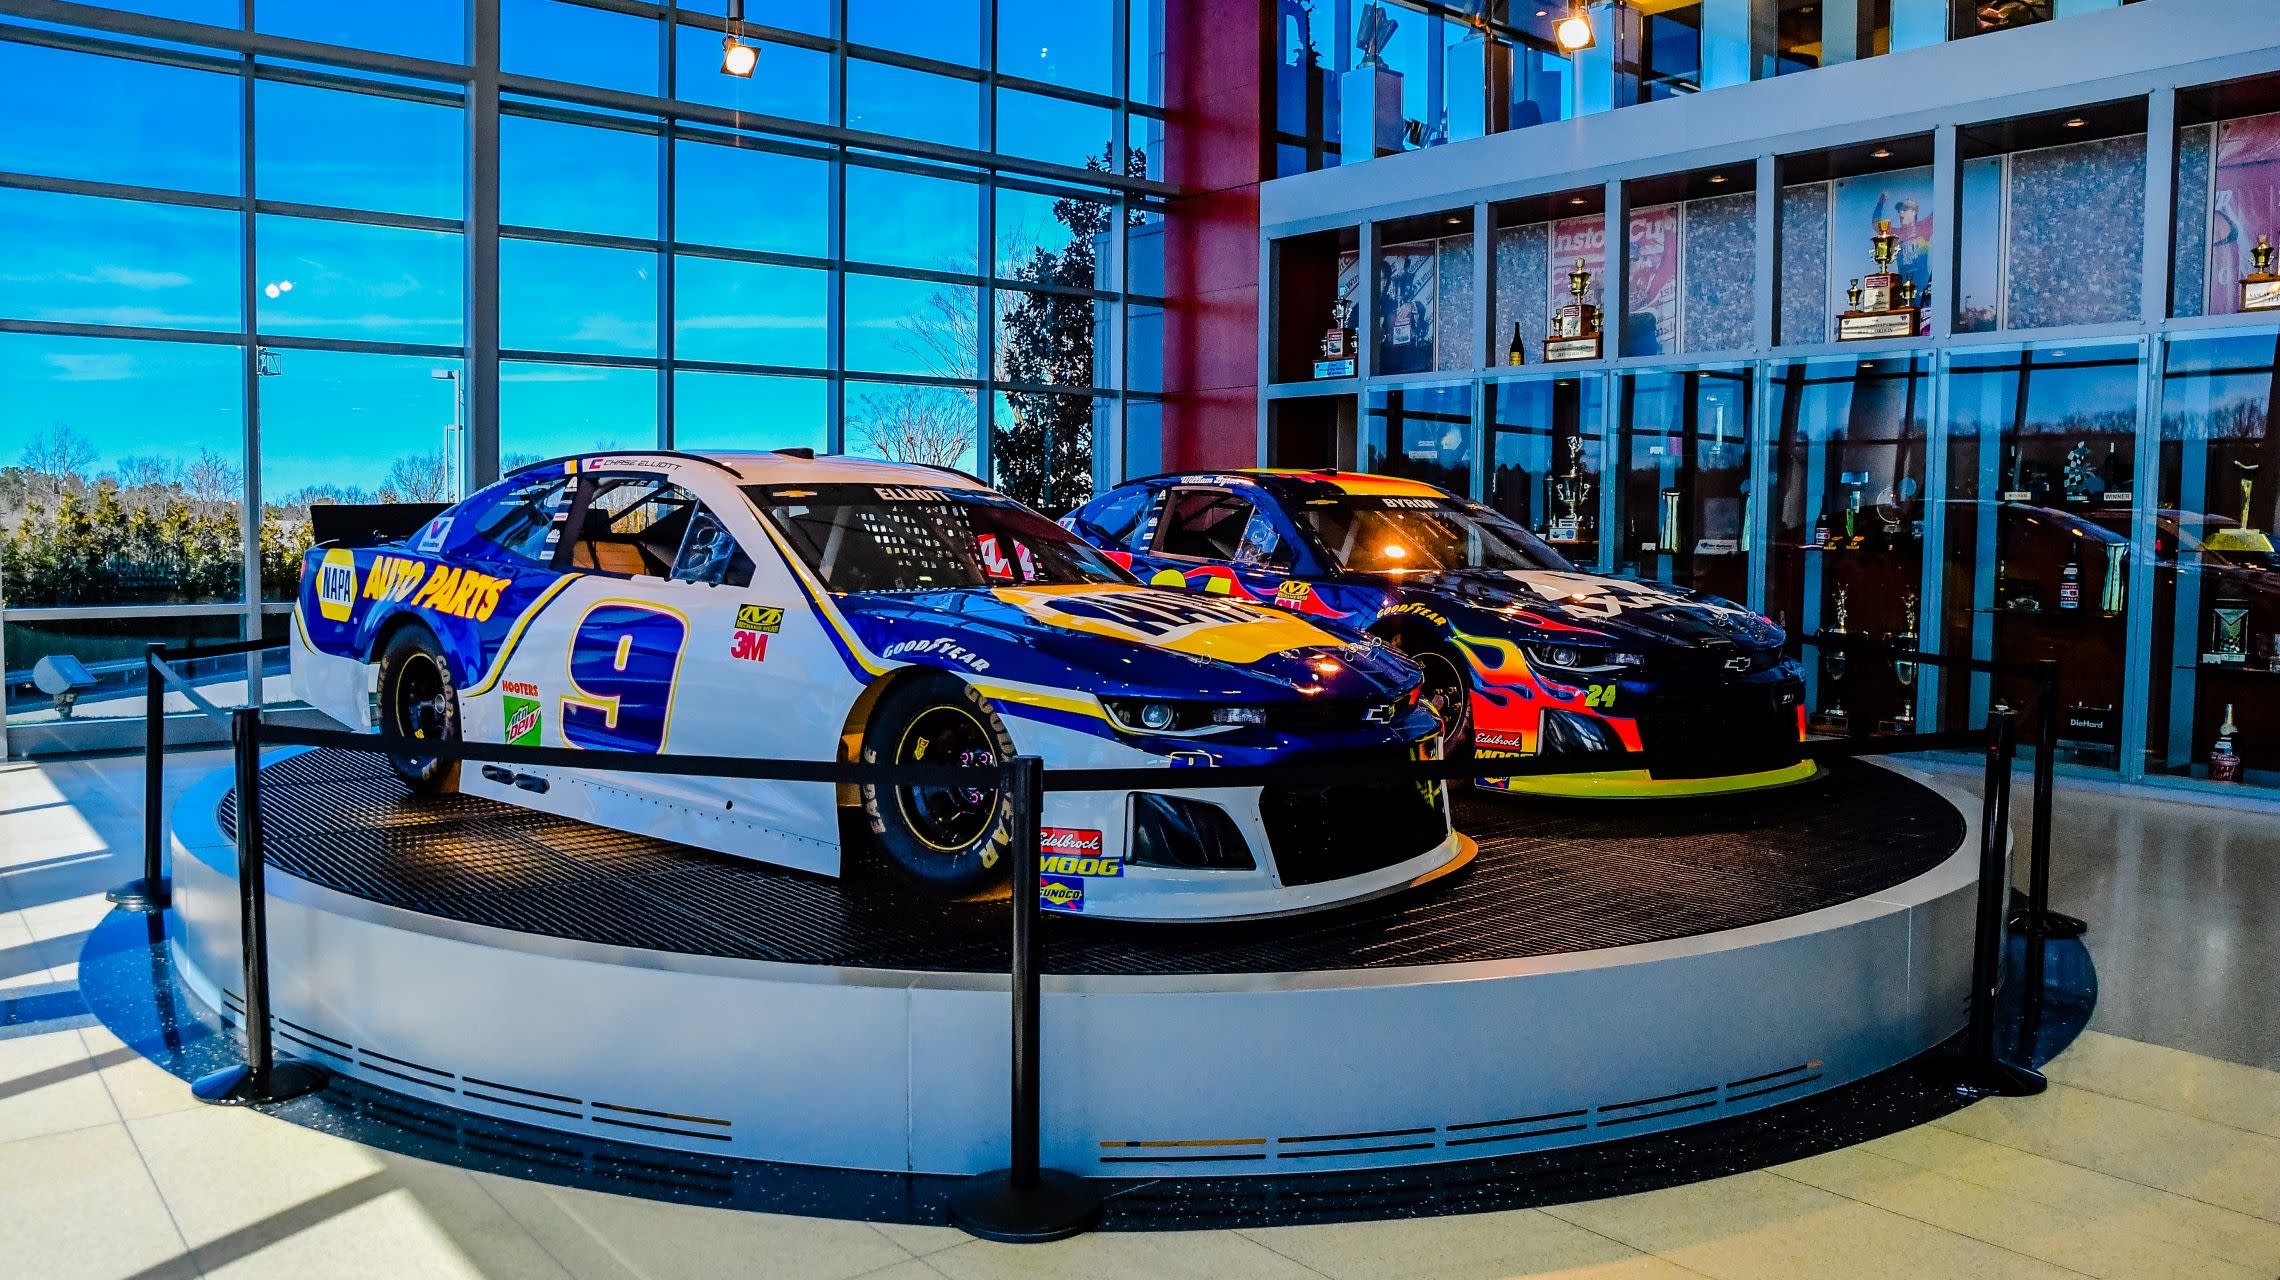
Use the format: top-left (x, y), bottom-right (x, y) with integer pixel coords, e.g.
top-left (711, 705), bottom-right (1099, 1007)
top-left (833, 583), bottom-right (1419, 703)
top-left (1375, 568), bottom-right (1785, 651)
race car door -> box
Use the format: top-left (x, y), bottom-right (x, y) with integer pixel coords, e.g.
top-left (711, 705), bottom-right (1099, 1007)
top-left (1135, 485), bottom-right (1302, 606)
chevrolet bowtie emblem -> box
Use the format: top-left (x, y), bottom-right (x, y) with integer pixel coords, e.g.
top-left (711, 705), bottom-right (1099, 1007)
top-left (1723, 655), bottom-right (1751, 672)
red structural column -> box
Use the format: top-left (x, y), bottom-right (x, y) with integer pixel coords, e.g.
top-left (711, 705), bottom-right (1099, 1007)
top-left (1160, 0), bottom-right (1269, 470)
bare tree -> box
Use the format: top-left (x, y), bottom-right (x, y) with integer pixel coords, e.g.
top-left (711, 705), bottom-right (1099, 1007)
top-left (379, 449), bottom-right (452, 503)
top-left (19, 421), bottom-right (95, 492)
top-left (183, 447), bottom-right (243, 506)
top-left (113, 454), bottom-right (177, 490)
top-left (849, 386), bottom-right (977, 468)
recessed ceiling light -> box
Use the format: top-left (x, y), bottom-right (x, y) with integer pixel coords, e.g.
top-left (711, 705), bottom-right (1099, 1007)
top-left (1870, 147), bottom-right (1892, 159)
top-left (1568, 195), bottom-right (1587, 205)
top-left (1447, 215), bottom-right (1463, 225)
top-left (1708, 174), bottom-right (1728, 184)
top-left (2064, 116), bottom-right (2086, 128)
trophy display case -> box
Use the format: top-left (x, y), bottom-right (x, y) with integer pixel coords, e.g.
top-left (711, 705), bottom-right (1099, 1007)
top-left (1271, 226), bottom-right (1362, 383)
top-left (1363, 381), bottom-right (1476, 496)
top-left (1483, 373), bottom-right (1607, 566)
top-left (1375, 209), bottom-right (1476, 376)
top-left (2142, 331), bottom-right (2280, 789)
top-left (1938, 340), bottom-right (2144, 768)
top-left (1612, 365), bottom-right (1753, 602)
top-left (1767, 354), bottom-right (1933, 733)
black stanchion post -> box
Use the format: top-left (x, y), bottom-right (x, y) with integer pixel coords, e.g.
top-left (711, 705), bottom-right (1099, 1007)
top-left (108, 642), bottom-right (173, 913)
top-left (1936, 708), bottom-right (2045, 1097)
top-left (948, 755), bottom-right (1101, 1243)
top-left (2009, 657), bottom-right (2087, 943)
top-left (193, 708), bottom-right (326, 1106)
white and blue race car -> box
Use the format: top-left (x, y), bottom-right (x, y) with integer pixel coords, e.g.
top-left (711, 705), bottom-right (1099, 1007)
top-left (290, 451), bottom-right (1470, 921)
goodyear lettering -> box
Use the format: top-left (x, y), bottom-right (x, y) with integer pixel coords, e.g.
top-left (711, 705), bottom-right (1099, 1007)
top-left (315, 549), bottom-right (358, 622)
top-left (1039, 875), bottom-right (1085, 912)
top-left (876, 486), bottom-right (951, 502)
top-left (362, 555), bottom-right (429, 603)
top-left (1393, 602), bottom-right (1449, 627)
top-left (735, 604), bottom-right (784, 633)
top-left (408, 564), bottom-right (510, 621)
top-left (882, 636), bottom-right (991, 671)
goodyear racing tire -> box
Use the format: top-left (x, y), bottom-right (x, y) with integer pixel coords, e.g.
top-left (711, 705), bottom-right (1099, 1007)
top-left (1400, 640), bottom-right (1475, 757)
top-left (859, 676), bottom-right (1017, 901)
top-left (375, 625), bottom-right (462, 795)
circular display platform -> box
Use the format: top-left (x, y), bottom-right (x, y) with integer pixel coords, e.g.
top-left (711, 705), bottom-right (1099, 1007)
top-left (166, 749), bottom-right (1981, 1179)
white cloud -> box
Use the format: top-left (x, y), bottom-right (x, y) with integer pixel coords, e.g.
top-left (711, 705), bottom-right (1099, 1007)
top-left (43, 351), bottom-right (137, 382)
top-left (62, 265), bottom-right (197, 290)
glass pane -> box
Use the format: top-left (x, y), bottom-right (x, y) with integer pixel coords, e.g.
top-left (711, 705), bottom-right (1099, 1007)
top-left (671, 22), bottom-right (831, 121)
top-left (0, 41), bottom-right (240, 195)
top-left (502, 114), bottom-right (658, 239)
top-left (672, 370), bottom-right (827, 453)
top-left (1125, 298), bottom-right (1163, 393)
top-left (501, 0), bottom-right (659, 95)
top-left (1767, 354), bottom-right (1933, 732)
top-left (0, 333), bottom-right (244, 607)
top-left (259, 350), bottom-right (468, 597)
top-left (1613, 367), bottom-right (1753, 604)
top-left (1828, 168), bottom-right (1933, 339)
top-left (844, 382), bottom-right (976, 470)
top-left (0, 187), bottom-right (240, 332)
top-left (500, 238), bottom-right (658, 356)
top-left (846, 60), bottom-right (979, 151)
top-left (1939, 340), bottom-right (2142, 768)
top-left (847, 0), bottom-right (978, 66)
top-left (1484, 375), bottom-right (1604, 563)
top-left (255, 0), bottom-right (467, 63)
top-left (998, 0), bottom-right (1113, 94)
top-left (995, 187), bottom-right (1112, 286)
top-left (2000, 135), bottom-right (2146, 331)
top-left (675, 139), bottom-right (828, 258)
top-left (500, 360), bottom-right (659, 466)
top-left (6, 615), bottom-right (249, 729)
top-left (1131, 0), bottom-right (1166, 107)
top-left (994, 89), bottom-right (1113, 170)
top-left (992, 390), bottom-right (1095, 515)
top-left (256, 215), bottom-right (464, 344)
top-left (1362, 382), bottom-right (1474, 496)
top-left (843, 167), bottom-right (980, 275)
top-left (844, 274), bottom-right (978, 379)
top-left (1636, 1), bottom-right (1703, 103)
top-left (673, 255), bottom-right (827, 368)
top-left (994, 289), bottom-right (1097, 390)
top-left (2145, 331), bottom-right (2280, 789)
top-left (256, 80), bottom-right (464, 219)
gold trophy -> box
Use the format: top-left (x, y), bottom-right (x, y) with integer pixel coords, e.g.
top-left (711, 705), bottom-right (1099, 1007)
top-left (1820, 584), bottom-right (1851, 728)
top-left (1837, 218), bottom-right (1923, 341)
top-left (1313, 297), bottom-right (1359, 378)
top-left (2207, 461), bottom-right (2274, 553)
top-left (1546, 433), bottom-right (1593, 544)
top-left (1885, 589), bottom-right (1919, 732)
top-left (1544, 258), bottom-right (1603, 362)
top-left (2242, 234), bottom-right (2280, 312)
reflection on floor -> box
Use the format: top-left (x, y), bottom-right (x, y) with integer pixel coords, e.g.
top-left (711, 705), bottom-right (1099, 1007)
top-left (4, 750), bottom-right (2278, 1279)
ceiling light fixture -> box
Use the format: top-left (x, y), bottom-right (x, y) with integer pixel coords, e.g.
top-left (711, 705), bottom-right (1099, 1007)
top-left (2064, 116), bottom-right (2086, 128)
top-left (720, 0), bottom-right (757, 77)
top-left (1568, 195), bottom-right (1587, 205)
top-left (1870, 147), bottom-right (1892, 159)
top-left (1554, 1), bottom-right (1596, 53)
top-left (1708, 174), bottom-right (1728, 184)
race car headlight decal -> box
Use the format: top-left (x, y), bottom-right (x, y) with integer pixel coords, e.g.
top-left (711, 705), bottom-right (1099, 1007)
top-left (1524, 643), bottom-right (1644, 674)
top-left (1539, 708), bottom-right (1621, 755)
top-left (1128, 794), bottom-right (1256, 870)
top-left (1100, 698), bottom-right (1266, 736)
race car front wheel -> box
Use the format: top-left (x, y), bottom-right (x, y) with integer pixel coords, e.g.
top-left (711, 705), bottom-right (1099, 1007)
top-left (859, 676), bottom-right (1016, 900)
top-left (1403, 642), bottom-right (1475, 756)
top-left (376, 625), bottom-right (462, 794)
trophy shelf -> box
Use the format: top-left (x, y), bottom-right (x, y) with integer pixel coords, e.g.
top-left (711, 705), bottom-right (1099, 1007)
top-left (1836, 308), bottom-right (1923, 343)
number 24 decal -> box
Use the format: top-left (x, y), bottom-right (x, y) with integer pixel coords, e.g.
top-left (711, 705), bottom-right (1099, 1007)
top-left (563, 602), bottom-right (689, 753)
top-left (1584, 683), bottom-right (1617, 709)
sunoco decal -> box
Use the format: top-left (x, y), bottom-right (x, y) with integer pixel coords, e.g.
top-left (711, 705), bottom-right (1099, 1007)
top-left (1039, 874), bottom-right (1085, 912)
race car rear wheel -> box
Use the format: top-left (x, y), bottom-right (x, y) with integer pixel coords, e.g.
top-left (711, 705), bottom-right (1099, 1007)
top-left (860, 676), bottom-right (1016, 900)
top-left (1402, 642), bottom-right (1475, 756)
top-left (376, 625), bottom-right (461, 794)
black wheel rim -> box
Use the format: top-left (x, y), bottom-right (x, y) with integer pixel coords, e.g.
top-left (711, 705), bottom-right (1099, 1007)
top-left (895, 705), bottom-right (1001, 853)
top-left (392, 653), bottom-right (452, 763)
top-left (1416, 651), bottom-right (1474, 752)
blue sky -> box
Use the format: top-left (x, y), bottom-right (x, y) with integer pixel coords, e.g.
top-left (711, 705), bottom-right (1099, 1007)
top-left (0, 4), bottom-right (1125, 498)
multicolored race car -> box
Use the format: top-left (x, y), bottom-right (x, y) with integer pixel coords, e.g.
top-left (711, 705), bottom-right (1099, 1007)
top-left (1064, 469), bottom-right (1811, 798)
top-left (289, 451), bottom-right (1469, 921)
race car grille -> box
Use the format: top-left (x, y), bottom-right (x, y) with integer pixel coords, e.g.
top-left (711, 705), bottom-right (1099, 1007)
top-left (1260, 759), bottom-right (1450, 888)
top-left (1646, 643), bottom-right (1787, 681)
top-left (1639, 684), bottom-right (1803, 780)
top-left (1265, 698), bottom-right (1396, 732)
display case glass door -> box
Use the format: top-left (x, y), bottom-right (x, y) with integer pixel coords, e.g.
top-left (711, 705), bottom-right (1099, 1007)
top-left (1363, 381), bottom-right (1476, 495)
top-left (2146, 331), bottom-right (2280, 789)
top-left (1939, 340), bottom-right (2143, 767)
top-left (1483, 374), bottom-right (1606, 567)
top-left (1768, 354), bottom-right (1933, 733)
top-left (1613, 366), bottom-right (1753, 602)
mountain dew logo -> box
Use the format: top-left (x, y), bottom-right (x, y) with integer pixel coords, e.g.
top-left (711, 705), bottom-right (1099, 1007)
top-left (504, 695), bottom-right (542, 746)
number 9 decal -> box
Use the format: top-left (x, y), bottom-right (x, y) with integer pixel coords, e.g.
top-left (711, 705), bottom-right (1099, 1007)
top-left (563, 602), bottom-right (689, 753)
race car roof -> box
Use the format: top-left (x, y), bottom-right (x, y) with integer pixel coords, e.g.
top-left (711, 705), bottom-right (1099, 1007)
top-left (1143, 468), bottom-right (1453, 501)
top-left (522, 450), bottom-right (993, 491)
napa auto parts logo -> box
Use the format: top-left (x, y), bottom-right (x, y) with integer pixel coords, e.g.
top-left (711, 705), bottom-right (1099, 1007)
top-left (1039, 827), bottom-right (1118, 877)
top-left (316, 549), bottom-right (358, 622)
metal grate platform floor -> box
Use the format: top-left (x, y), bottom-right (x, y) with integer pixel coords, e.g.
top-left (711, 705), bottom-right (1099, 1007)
top-left (219, 750), bottom-right (1965, 976)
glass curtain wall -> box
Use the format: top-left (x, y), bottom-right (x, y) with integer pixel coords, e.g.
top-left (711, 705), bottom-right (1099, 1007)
top-left (1613, 365), bottom-right (1753, 603)
top-left (1482, 373), bottom-right (1603, 565)
top-left (0, 0), bottom-right (1169, 749)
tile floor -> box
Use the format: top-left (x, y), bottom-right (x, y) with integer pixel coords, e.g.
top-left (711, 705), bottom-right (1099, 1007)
top-left (3, 750), bottom-right (2278, 1279)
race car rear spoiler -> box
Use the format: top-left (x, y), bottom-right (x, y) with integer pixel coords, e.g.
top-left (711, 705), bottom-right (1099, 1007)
top-left (309, 502), bottom-right (450, 550)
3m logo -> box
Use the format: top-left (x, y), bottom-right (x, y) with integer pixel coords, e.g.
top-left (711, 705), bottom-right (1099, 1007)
top-left (315, 549), bottom-right (358, 622)
top-left (735, 604), bottom-right (783, 633)
top-left (730, 630), bottom-right (769, 662)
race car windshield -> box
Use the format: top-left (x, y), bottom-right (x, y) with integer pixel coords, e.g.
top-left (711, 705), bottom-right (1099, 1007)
top-left (1299, 496), bottom-right (1574, 574)
top-left (746, 483), bottom-right (1131, 593)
